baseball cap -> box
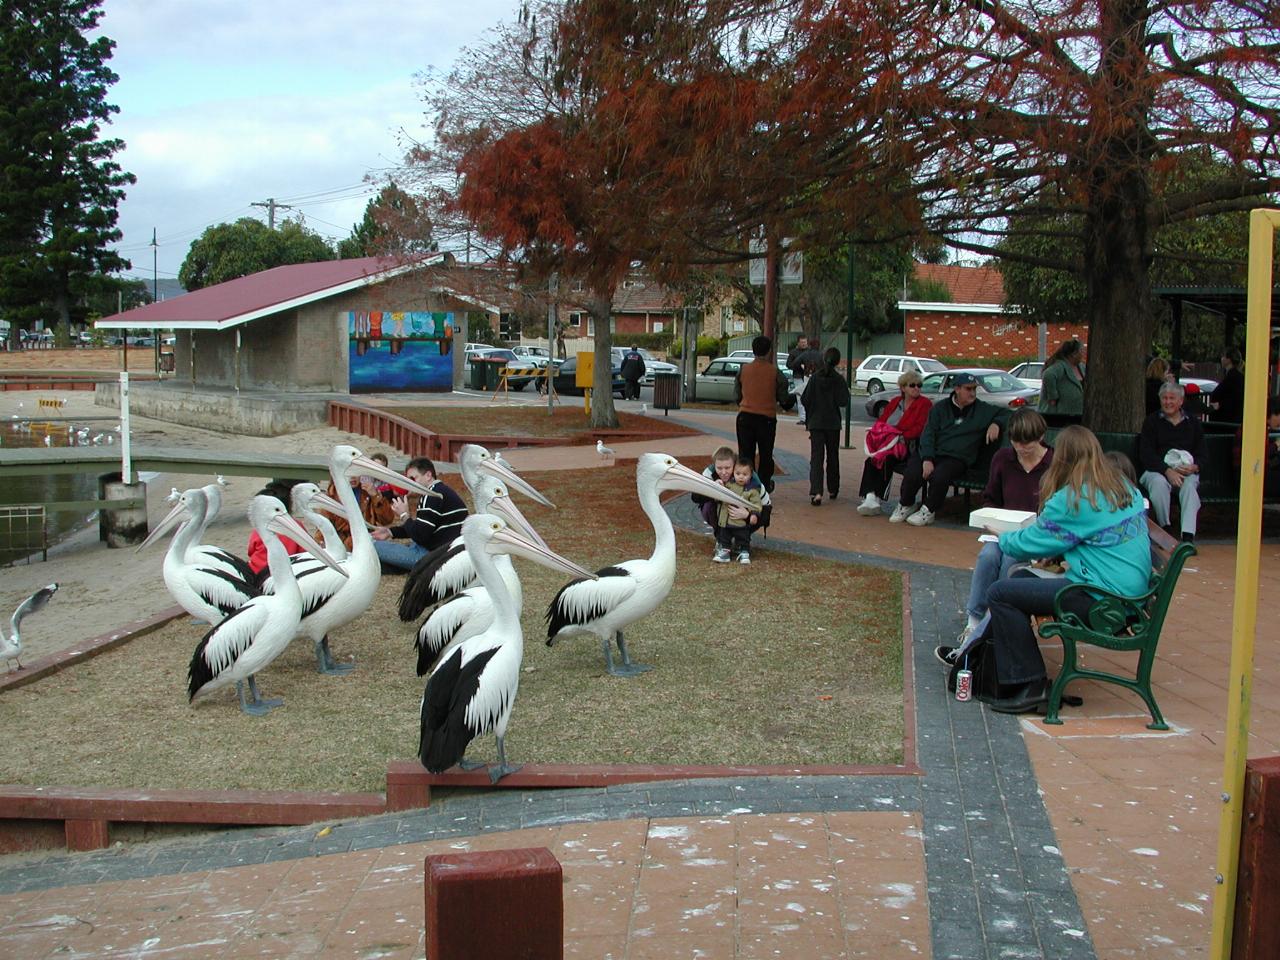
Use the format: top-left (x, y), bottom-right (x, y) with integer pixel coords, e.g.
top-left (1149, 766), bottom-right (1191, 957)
top-left (952, 373), bottom-right (978, 388)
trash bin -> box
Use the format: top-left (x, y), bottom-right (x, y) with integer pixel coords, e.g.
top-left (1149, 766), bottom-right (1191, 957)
top-left (653, 372), bottom-right (682, 413)
top-left (469, 360), bottom-right (486, 390)
top-left (481, 359), bottom-right (503, 390)
top-left (159, 351), bottom-right (175, 372)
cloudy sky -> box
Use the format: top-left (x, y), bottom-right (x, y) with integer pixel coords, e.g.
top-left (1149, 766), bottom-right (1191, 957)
top-left (98, 0), bottom-right (518, 283)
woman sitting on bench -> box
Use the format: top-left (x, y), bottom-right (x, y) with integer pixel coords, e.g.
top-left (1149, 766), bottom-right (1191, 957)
top-left (963, 426), bottom-right (1151, 715)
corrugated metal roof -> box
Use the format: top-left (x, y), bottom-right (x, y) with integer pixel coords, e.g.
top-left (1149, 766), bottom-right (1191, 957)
top-left (95, 254), bottom-right (453, 329)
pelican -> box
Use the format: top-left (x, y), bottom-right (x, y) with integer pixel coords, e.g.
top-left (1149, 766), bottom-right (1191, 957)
top-left (399, 473), bottom-right (551, 621)
top-left (406, 476), bottom-right (575, 676)
top-left (546, 453), bottom-right (753, 676)
top-left (596, 439), bottom-right (615, 458)
top-left (138, 487), bottom-right (258, 624)
top-left (289, 482), bottom-right (348, 562)
top-left (1, 583), bottom-right (58, 672)
top-left (458, 443), bottom-right (554, 506)
top-left (419, 514), bottom-right (596, 782)
top-left (187, 496), bottom-right (348, 715)
top-left (259, 444), bottom-right (435, 674)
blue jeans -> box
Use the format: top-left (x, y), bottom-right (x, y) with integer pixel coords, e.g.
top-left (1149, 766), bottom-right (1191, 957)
top-left (374, 538), bottom-right (429, 570)
top-left (965, 541), bottom-right (1020, 621)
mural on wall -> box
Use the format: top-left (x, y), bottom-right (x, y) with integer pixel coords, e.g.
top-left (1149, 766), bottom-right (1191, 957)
top-left (348, 311), bottom-right (454, 392)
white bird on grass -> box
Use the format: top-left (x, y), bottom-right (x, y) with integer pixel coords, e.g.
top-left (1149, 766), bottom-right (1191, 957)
top-left (187, 496), bottom-right (347, 715)
top-left (546, 453), bottom-right (754, 676)
top-left (1, 583), bottom-right (59, 672)
top-left (419, 514), bottom-right (596, 782)
top-left (596, 439), bottom-right (615, 459)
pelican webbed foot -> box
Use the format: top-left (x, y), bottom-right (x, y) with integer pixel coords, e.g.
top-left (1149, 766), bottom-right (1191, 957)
top-left (457, 758), bottom-right (487, 771)
top-left (488, 738), bottom-right (522, 783)
top-left (609, 632), bottom-right (652, 677)
top-left (315, 637), bottom-right (355, 675)
top-left (237, 678), bottom-right (284, 716)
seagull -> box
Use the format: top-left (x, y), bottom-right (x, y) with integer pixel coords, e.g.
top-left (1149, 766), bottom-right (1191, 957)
top-left (546, 453), bottom-right (753, 676)
top-left (42, 435), bottom-right (51, 447)
top-left (1, 583), bottom-right (59, 672)
top-left (596, 439), bottom-right (615, 459)
top-left (419, 514), bottom-right (597, 782)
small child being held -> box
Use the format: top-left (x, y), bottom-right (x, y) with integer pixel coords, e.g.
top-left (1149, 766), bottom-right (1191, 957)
top-left (715, 456), bottom-right (764, 564)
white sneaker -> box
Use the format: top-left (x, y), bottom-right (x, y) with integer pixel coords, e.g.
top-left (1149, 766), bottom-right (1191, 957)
top-left (713, 546), bottom-right (731, 563)
top-left (906, 505), bottom-right (935, 526)
top-left (738, 550), bottom-right (751, 565)
top-left (888, 503), bottom-right (916, 523)
top-left (856, 494), bottom-right (882, 516)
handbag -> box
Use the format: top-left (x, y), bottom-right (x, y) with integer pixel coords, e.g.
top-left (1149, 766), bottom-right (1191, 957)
top-left (864, 420), bottom-right (907, 467)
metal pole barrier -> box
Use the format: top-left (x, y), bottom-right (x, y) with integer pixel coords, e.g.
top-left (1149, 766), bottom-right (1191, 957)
top-left (1209, 206), bottom-right (1280, 960)
top-left (119, 371), bottom-right (133, 485)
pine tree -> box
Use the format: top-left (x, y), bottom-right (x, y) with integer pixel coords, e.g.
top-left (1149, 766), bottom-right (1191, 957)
top-left (0, 0), bottom-right (134, 345)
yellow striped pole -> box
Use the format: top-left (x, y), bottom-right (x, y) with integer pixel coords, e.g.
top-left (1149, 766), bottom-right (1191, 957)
top-left (1210, 207), bottom-right (1280, 960)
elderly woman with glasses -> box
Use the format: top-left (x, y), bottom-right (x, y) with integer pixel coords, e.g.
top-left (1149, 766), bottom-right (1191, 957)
top-left (856, 372), bottom-right (933, 516)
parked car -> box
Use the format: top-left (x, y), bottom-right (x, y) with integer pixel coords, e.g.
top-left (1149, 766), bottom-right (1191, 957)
top-left (727, 350), bottom-right (793, 369)
top-left (1008, 361), bottom-right (1044, 391)
top-left (542, 354), bottom-right (627, 398)
top-left (852, 355), bottom-right (947, 394)
top-left (464, 347), bottom-right (539, 390)
top-left (863, 368), bottom-right (1039, 418)
top-left (610, 346), bottom-right (680, 386)
top-left (693, 357), bottom-right (795, 403)
top-left (511, 345), bottom-right (552, 368)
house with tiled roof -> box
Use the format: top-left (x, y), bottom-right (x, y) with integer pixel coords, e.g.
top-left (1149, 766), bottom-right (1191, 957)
top-left (899, 261), bottom-right (1089, 361)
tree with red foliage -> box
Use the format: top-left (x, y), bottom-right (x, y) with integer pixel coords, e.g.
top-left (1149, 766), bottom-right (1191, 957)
top-left (553, 0), bottom-right (1280, 430)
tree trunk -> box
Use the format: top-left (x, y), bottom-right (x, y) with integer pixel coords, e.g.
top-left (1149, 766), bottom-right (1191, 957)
top-left (53, 274), bottom-right (72, 346)
top-left (588, 290), bottom-right (619, 428)
top-left (1081, 0), bottom-right (1156, 435)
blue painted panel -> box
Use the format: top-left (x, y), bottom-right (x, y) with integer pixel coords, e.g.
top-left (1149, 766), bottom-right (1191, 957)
top-left (347, 311), bottom-right (455, 392)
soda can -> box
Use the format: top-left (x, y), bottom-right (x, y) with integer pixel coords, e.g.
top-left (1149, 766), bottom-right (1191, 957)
top-left (955, 669), bottom-right (973, 702)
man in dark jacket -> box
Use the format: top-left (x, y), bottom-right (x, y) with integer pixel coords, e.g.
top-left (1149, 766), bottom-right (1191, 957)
top-left (1211, 347), bottom-right (1244, 423)
top-left (734, 335), bottom-right (796, 492)
top-left (620, 345), bottom-right (646, 400)
top-left (892, 372), bottom-right (1007, 526)
top-left (787, 337), bottom-right (821, 425)
top-left (1140, 381), bottom-right (1207, 541)
top-left (800, 347), bottom-right (849, 504)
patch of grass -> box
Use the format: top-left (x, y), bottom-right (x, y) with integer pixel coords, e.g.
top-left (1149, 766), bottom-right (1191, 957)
top-left (382, 405), bottom-right (700, 441)
top-left (0, 466), bottom-right (903, 793)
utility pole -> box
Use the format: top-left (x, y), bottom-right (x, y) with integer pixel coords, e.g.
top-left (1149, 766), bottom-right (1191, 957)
top-left (150, 228), bottom-right (158, 302)
top-left (251, 198), bottom-right (293, 229)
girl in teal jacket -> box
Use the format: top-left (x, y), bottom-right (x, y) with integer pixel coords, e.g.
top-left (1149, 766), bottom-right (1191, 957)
top-left (962, 426), bottom-right (1150, 714)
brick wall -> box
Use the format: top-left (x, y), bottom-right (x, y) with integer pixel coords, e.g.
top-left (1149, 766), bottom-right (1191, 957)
top-left (906, 311), bottom-right (1090, 360)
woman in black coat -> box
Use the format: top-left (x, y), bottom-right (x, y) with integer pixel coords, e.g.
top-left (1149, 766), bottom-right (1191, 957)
top-left (800, 346), bottom-right (850, 505)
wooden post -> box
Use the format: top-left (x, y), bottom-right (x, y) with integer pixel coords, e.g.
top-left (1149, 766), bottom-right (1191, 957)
top-left (424, 847), bottom-right (562, 960)
top-left (1232, 757), bottom-right (1280, 958)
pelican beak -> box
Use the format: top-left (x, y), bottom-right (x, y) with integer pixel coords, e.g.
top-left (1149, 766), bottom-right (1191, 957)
top-left (478, 456), bottom-right (555, 508)
top-left (486, 493), bottom-right (549, 549)
top-left (136, 499), bottom-right (189, 552)
top-left (347, 454), bottom-right (441, 499)
top-left (487, 524), bottom-right (597, 580)
top-left (659, 461), bottom-right (755, 512)
top-left (311, 491), bottom-right (377, 529)
top-left (268, 513), bottom-right (348, 577)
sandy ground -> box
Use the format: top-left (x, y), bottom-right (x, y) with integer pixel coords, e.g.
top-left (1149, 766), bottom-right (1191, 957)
top-left (1, 389), bottom-right (419, 664)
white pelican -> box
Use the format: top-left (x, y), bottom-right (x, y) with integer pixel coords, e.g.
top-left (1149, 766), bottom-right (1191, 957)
top-left (398, 473), bottom-right (550, 621)
top-left (420, 514), bottom-right (596, 782)
top-left (546, 453), bottom-right (753, 676)
top-left (405, 476), bottom-right (570, 675)
top-left (188, 496), bottom-right (348, 715)
top-left (138, 487), bottom-right (258, 624)
top-left (1, 583), bottom-right (58, 672)
top-left (457, 443), bottom-right (554, 507)
top-left (260, 444), bottom-right (435, 674)
top-left (289, 482), bottom-right (348, 562)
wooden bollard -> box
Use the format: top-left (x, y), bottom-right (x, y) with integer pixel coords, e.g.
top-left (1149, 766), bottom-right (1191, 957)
top-left (424, 847), bottom-right (562, 960)
top-left (1233, 756), bottom-right (1280, 958)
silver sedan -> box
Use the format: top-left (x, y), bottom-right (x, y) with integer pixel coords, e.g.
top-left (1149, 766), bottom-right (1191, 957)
top-left (863, 368), bottom-right (1039, 418)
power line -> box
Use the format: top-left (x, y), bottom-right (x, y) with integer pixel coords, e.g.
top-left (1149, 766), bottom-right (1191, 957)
top-left (250, 198), bottom-right (294, 229)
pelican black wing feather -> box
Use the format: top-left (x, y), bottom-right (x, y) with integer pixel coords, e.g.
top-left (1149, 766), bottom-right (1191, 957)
top-left (206, 548), bottom-right (256, 584)
top-left (399, 541), bottom-right (466, 621)
top-left (294, 564), bottom-right (338, 618)
top-left (419, 646), bottom-right (501, 773)
top-left (198, 567), bottom-right (258, 616)
top-left (186, 605), bottom-right (252, 700)
top-left (545, 566), bottom-right (629, 639)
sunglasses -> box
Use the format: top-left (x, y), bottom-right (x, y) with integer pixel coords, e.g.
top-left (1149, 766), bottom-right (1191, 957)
top-left (905, 383), bottom-right (922, 388)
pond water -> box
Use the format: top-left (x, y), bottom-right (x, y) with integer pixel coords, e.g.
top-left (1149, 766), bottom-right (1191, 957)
top-left (1, 418), bottom-right (116, 565)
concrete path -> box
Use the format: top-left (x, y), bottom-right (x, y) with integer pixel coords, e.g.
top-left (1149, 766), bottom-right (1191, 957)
top-left (1, 395), bottom-right (1276, 959)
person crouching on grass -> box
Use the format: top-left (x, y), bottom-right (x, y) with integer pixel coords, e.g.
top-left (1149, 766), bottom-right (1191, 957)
top-left (692, 445), bottom-right (772, 560)
top-left (714, 457), bottom-right (764, 565)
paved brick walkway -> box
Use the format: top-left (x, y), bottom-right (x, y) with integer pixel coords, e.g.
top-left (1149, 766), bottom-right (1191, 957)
top-left (2, 397), bottom-right (1276, 958)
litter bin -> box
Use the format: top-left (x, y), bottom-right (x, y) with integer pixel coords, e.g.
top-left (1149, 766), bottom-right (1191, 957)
top-left (468, 360), bottom-right (486, 390)
top-left (159, 351), bottom-right (175, 372)
top-left (653, 372), bottom-right (682, 413)
top-left (481, 359), bottom-right (503, 390)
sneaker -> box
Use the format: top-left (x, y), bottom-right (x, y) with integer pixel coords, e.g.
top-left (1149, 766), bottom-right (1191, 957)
top-left (857, 494), bottom-right (882, 516)
top-left (934, 645), bottom-right (960, 666)
top-left (889, 503), bottom-right (916, 523)
top-left (738, 550), bottom-right (751, 565)
top-left (713, 546), bottom-right (731, 563)
top-left (906, 505), bottom-right (935, 526)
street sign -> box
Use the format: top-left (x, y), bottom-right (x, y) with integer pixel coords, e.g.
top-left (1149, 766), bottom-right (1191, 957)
top-left (748, 238), bottom-right (804, 285)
